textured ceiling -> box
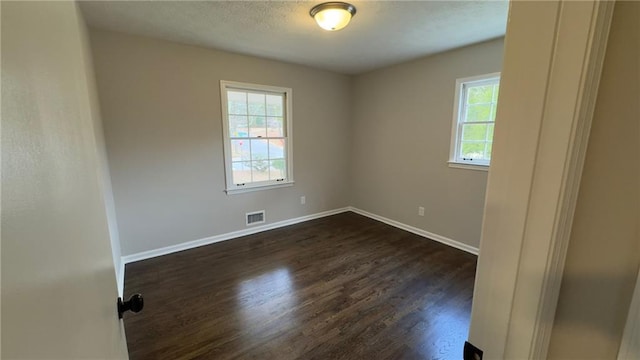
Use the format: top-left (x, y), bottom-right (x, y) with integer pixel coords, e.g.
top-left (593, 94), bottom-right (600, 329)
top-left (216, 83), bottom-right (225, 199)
top-left (79, 1), bottom-right (508, 75)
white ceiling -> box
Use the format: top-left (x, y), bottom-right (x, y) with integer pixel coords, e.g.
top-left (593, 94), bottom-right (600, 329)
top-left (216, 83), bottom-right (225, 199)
top-left (79, 1), bottom-right (508, 75)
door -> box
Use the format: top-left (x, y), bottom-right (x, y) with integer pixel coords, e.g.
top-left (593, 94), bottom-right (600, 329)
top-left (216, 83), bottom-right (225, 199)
top-left (1, 1), bottom-right (129, 358)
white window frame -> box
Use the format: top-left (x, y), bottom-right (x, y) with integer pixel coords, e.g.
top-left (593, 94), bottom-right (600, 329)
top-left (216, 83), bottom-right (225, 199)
top-left (220, 80), bottom-right (294, 194)
top-left (448, 72), bottom-right (501, 171)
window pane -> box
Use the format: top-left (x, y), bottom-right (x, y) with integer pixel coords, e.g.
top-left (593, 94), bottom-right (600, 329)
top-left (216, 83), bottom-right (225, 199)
top-left (487, 124), bottom-right (495, 141)
top-left (266, 94), bottom-right (283, 116)
top-left (251, 139), bottom-right (269, 160)
top-left (249, 116), bottom-right (267, 137)
top-left (228, 91), bottom-right (247, 115)
top-left (268, 139), bottom-right (285, 159)
top-left (230, 139), bottom-right (250, 161)
top-left (269, 159), bottom-right (286, 180)
top-left (251, 159), bottom-right (270, 182)
top-left (461, 142), bottom-right (487, 160)
top-left (465, 104), bottom-right (492, 122)
top-left (248, 93), bottom-right (266, 115)
top-left (229, 115), bottom-right (248, 137)
top-left (267, 117), bottom-right (284, 137)
top-left (223, 84), bottom-right (290, 189)
top-left (489, 103), bottom-right (498, 122)
top-left (492, 84), bottom-right (500, 102)
top-left (485, 142), bottom-right (493, 160)
top-left (467, 85), bottom-right (494, 104)
top-left (462, 124), bottom-right (487, 141)
top-left (232, 161), bottom-right (252, 184)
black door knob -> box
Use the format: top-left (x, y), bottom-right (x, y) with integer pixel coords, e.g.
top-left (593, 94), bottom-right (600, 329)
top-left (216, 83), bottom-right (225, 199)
top-left (117, 294), bottom-right (144, 319)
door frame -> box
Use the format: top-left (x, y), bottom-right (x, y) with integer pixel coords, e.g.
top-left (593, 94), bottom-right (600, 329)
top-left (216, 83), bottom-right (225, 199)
top-left (618, 267), bottom-right (640, 359)
top-left (468, 0), bottom-right (615, 358)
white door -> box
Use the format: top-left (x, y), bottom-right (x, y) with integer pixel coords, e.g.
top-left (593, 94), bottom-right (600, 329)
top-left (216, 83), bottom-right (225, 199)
top-left (2, 1), bottom-right (129, 358)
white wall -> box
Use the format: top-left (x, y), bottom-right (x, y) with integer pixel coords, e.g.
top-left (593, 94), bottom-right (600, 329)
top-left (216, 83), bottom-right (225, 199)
top-left (350, 39), bottom-right (504, 249)
top-left (1, 2), bottom-right (128, 357)
top-left (548, 1), bottom-right (640, 358)
top-left (90, 30), bottom-right (353, 256)
top-left (90, 31), bottom-right (504, 258)
top-left (80, 9), bottom-right (124, 295)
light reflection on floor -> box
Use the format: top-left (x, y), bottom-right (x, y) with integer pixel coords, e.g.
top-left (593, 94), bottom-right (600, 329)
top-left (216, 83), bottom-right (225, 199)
top-left (422, 306), bottom-right (471, 360)
top-left (236, 268), bottom-right (300, 340)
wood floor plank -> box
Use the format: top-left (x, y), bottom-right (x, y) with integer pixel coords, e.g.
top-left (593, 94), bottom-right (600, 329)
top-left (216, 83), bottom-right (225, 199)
top-left (123, 212), bottom-right (477, 360)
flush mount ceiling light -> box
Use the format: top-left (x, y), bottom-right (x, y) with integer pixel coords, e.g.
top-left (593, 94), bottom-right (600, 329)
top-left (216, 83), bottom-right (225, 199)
top-left (310, 2), bottom-right (357, 31)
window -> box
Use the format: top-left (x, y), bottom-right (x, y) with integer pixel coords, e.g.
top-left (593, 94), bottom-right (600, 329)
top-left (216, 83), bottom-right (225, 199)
top-left (449, 72), bottom-right (500, 169)
top-left (220, 81), bottom-right (293, 194)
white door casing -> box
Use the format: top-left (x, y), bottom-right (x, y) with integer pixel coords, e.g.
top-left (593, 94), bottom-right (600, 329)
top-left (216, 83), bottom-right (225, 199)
top-left (469, 0), bottom-right (615, 358)
top-left (618, 267), bottom-right (640, 360)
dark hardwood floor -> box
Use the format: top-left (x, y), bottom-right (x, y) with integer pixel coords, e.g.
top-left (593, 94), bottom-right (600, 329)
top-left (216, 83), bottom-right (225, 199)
top-left (123, 212), bottom-right (477, 360)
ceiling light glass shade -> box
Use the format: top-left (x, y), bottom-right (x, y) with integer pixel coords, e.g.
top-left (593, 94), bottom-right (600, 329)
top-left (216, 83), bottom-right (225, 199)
top-left (310, 2), bottom-right (356, 31)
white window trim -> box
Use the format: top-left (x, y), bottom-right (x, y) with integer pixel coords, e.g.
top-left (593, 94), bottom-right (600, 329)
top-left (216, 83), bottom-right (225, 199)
top-left (448, 72), bottom-right (501, 170)
top-left (447, 161), bottom-right (490, 172)
top-left (220, 80), bottom-right (294, 195)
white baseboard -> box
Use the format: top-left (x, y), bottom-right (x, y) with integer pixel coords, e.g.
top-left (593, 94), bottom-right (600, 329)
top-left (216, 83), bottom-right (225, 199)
top-left (348, 206), bottom-right (479, 255)
top-left (121, 207), bottom-right (351, 265)
top-left (119, 205), bottom-right (478, 289)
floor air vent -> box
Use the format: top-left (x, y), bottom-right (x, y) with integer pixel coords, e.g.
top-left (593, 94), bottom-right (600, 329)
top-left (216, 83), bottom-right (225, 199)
top-left (246, 210), bottom-right (265, 226)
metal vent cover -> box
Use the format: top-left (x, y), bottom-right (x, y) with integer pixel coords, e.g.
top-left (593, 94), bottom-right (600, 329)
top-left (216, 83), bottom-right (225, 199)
top-left (246, 210), bottom-right (265, 226)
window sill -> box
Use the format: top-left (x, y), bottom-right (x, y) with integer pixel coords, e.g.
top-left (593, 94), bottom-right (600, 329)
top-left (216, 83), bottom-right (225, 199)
top-left (225, 181), bottom-right (294, 195)
top-left (448, 161), bottom-right (489, 172)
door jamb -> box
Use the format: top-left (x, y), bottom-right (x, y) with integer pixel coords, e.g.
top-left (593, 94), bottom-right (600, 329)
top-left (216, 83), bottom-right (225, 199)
top-left (468, 1), bottom-right (615, 358)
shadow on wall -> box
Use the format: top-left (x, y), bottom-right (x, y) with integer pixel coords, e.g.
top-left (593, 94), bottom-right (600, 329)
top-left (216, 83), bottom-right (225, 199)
top-left (549, 271), bottom-right (639, 357)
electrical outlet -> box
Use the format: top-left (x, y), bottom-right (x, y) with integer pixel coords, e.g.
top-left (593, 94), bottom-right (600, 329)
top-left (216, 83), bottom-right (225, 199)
top-left (300, 196), bottom-right (306, 205)
top-left (418, 206), bottom-right (425, 216)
